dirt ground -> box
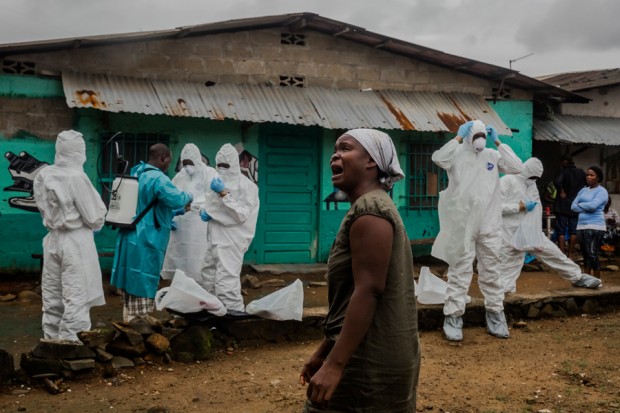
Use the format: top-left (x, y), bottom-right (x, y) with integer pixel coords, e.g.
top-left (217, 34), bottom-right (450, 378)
top-left (0, 312), bottom-right (619, 413)
top-left (1, 263), bottom-right (620, 413)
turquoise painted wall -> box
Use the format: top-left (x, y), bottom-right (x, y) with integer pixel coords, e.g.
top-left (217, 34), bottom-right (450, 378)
top-left (0, 72), bottom-right (535, 269)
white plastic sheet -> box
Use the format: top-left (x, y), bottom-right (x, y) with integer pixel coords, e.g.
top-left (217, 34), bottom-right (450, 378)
top-left (416, 266), bottom-right (446, 305)
top-left (245, 279), bottom-right (304, 321)
top-left (155, 269), bottom-right (226, 316)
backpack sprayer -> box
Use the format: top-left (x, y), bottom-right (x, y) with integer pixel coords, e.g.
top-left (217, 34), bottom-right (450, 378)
top-left (97, 133), bottom-right (140, 229)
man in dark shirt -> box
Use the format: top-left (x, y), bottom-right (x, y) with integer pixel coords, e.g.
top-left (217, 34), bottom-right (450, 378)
top-left (553, 155), bottom-right (586, 258)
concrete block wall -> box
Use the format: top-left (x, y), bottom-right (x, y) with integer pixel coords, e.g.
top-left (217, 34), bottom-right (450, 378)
top-left (561, 86), bottom-right (620, 117)
top-left (9, 29), bottom-right (529, 99)
top-left (0, 97), bottom-right (74, 140)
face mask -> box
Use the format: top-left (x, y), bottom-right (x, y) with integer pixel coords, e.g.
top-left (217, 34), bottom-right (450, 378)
top-left (183, 165), bottom-right (196, 176)
top-left (472, 138), bottom-right (486, 153)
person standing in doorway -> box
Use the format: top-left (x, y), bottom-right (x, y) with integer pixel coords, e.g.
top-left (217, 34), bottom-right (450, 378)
top-left (111, 144), bottom-right (193, 322)
top-left (554, 155), bottom-right (586, 258)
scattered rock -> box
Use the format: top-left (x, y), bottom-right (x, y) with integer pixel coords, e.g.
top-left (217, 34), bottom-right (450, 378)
top-left (106, 335), bottom-right (146, 358)
top-left (0, 349), bottom-right (14, 384)
top-left (241, 274), bottom-right (262, 289)
top-left (77, 329), bottom-right (117, 348)
top-left (111, 356), bottom-right (134, 369)
top-left (16, 290), bottom-right (42, 304)
top-left (604, 264), bottom-right (619, 271)
top-left (0, 293), bottom-right (16, 302)
top-left (93, 347), bottom-right (114, 363)
top-left (170, 325), bottom-right (213, 362)
top-left (146, 333), bottom-right (170, 354)
top-left (33, 339), bottom-right (96, 360)
top-left (513, 321), bottom-right (528, 329)
top-left (582, 299), bottom-right (600, 315)
top-left (308, 281), bottom-right (327, 287)
top-left (61, 358), bottom-right (95, 371)
top-left (258, 279), bottom-right (286, 288)
top-left (129, 315), bottom-right (162, 335)
top-left (112, 322), bottom-right (144, 346)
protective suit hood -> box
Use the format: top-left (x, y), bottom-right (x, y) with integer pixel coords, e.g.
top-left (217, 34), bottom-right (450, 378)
top-left (181, 144), bottom-right (204, 169)
top-left (463, 120), bottom-right (487, 153)
top-left (343, 128), bottom-right (404, 189)
top-left (216, 144), bottom-right (242, 189)
top-left (55, 130), bottom-right (86, 170)
top-left (519, 157), bottom-right (544, 181)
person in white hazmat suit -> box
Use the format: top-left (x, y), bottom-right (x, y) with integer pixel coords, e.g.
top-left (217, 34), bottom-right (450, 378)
top-left (499, 157), bottom-right (602, 293)
top-left (432, 120), bottom-right (522, 341)
top-left (199, 143), bottom-right (259, 312)
top-left (161, 143), bottom-right (217, 286)
top-left (33, 130), bottom-right (108, 342)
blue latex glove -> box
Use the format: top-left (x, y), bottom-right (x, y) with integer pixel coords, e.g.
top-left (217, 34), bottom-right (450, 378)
top-left (210, 177), bottom-right (226, 193)
top-left (200, 209), bottom-right (212, 222)
top-left (457, 121), bottom-right (474, 138)
top-left (525, 200), bottom-right (537, 212)
top-left (173, 207), bottom-right (186, 217)
top-left (170, 219), bottom-right (177, 231)
top-left (93, 228), bottom-right (101, 235)
top-left (486, 125), bottom-right (500, 143)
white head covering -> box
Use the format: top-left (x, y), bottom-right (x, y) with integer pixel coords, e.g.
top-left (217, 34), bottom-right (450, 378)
top-left (343, 129), bottom-right (404, 189)
top-left (173, 143), bottom-right (211, 202)
top-left (55, 130), bottom-right (86, 170)
top-left (520, 157), bottom-right (544, 180)
top-left (463, 120), bottom-right (487, 144)
top-left (216, 143), bottom-right (242, 190)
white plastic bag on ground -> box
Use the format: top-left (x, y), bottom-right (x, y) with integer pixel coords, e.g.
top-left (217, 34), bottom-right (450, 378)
top-left (416, 266), bottom-right (446, 305)
top-left (155, 269), bottom-right (226, 316)
top-left (245, 279), bottom-right (304, 321)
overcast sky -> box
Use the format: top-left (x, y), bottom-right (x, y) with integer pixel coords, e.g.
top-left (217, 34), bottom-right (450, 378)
top-left (0, 0), bottom-right (618, 78)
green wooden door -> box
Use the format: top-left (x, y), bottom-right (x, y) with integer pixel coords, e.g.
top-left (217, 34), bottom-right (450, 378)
top-left (256, 125), bottom-right (320, 263)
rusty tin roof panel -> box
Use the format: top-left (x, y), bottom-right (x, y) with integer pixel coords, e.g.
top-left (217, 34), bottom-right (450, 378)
top-left (63, 72), bottom-right (164, 115)
top-left (534, 115), bottom-right (620, 145)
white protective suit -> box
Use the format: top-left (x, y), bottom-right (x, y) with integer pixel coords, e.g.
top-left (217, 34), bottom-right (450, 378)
top-left (499, 158), bottom-right (582, 293)
top-left (431, 121), bottom-right (523, 317)
top-left (161, 144), bottom-right (217, 284)
top-left (33, 130), bottom-right (107, 341)
top-left (201, 144), bottom-right (260, 311)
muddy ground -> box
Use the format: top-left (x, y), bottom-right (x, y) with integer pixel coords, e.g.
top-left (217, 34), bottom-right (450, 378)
top-left (1, 262), bottom-right (620, 413)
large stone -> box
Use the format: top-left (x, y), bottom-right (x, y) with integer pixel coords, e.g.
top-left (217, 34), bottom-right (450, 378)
top-left (565, 298), bottom-right (579, 315)
top-left (33, 340), bottom-right (96, 360)
top-left (77, 329), bottom-right (117, 348)
top-left (17, 290), bottom-right (42, 304)
top-left (20, 352), bottom-right (64, 376)
top-left (61, 358), bottom-right (95, 371)
top-left (93, 347), bottom-right (114, 362)
top-left (0, 349), bottom-right (14, 384)
top-left (582, 299), bottom-right (600, 315)
top-left (111, 356), bottom-right (134, 369)
top-left (129, 316), bottom-right (163, 335)
top-left (146, 333), bottom-right (170, 354)
top-left (170, 325), bottom-right (213, 362)
top-left (0, 293), bottom-right (16, 302)
top-left (526, 305), bottom-right (540, 318)
top-left (112, 322), bottom-right (144, 346)
top-left (106, 336), bottom-right (146, 358)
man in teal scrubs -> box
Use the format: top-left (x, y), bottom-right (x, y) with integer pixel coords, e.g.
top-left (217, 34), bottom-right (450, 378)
top-left (111, 144), bottom-right (193, 322)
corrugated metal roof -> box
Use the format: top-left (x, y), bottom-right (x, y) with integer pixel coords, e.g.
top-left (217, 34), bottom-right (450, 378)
top-left (0, 12), bottom-right (587, 104)
top-left (534, 114), bottom-right (620, 145)
top-left (537, 68), bottom-right (620, 92)
top-left (62, 72), bottom-right (512, 134)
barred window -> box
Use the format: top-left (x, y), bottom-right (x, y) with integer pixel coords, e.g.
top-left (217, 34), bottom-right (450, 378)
top-left (406, 141), bottom-right (449, 210)
top-left (99, 132), bottom-right (169, 205)
top-left (279, 75), bottom-right (305, 87)
top-left (1, 59), bottom-right (36, 75)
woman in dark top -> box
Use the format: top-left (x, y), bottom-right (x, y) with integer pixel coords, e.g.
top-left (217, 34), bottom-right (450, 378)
top-left (301, 129), bottom-right (419, 412)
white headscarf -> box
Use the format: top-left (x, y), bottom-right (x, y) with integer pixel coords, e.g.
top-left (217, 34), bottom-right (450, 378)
top-left (344, 129), bottom-right (404, 189)
top-left (519, 157), bottom-right (544, 183)
top-left (55, 130), bottom-right (86, 170)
